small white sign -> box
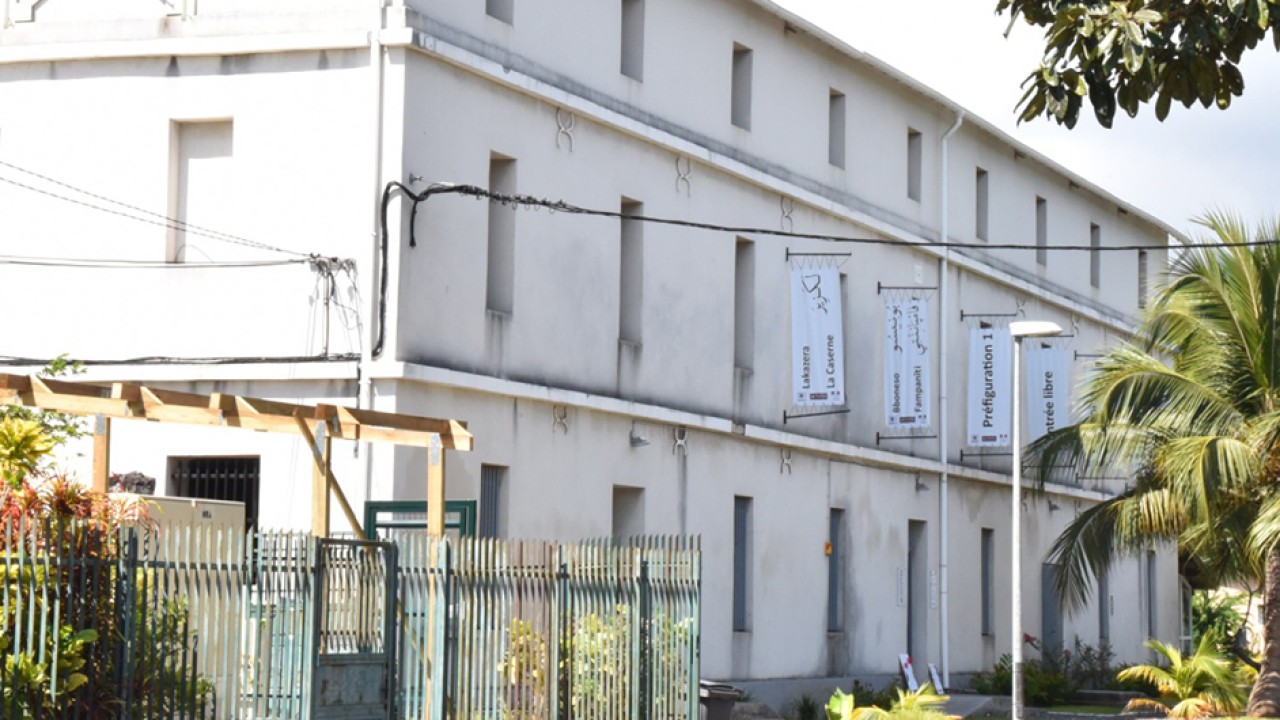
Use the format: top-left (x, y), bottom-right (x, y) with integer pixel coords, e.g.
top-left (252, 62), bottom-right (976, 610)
top-left (899, 653), bottom-right (919, 691)
top-left (928, 663), bottom-right (945, 693)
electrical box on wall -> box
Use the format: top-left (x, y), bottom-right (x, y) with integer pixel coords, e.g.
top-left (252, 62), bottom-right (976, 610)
top-left (122, 494), bottom-right (246, 532)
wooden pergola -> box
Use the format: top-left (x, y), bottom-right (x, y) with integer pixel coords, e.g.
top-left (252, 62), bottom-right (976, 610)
top-left (0, 373), bottom-right (473, 538)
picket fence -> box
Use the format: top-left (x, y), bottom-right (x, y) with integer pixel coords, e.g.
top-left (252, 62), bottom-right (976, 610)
top-left (0, 519), bottom-right (700, 720)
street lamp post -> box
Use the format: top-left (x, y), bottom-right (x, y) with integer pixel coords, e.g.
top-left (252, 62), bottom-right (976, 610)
top-left (1009, 320), bottom-right (1063, 720)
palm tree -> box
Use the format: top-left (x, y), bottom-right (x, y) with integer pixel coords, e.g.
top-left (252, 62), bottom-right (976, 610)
top-left (1117, 635), bottom-right (1253, 719)
top-left (1024, 213), bottom-right (1280, 716)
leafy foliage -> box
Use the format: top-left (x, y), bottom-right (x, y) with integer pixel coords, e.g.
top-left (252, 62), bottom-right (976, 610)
top-left (996, 0), bottom-right (1277, 126)
top-left (1118, 636), bottom-right (1255, 718)
top-left (1020, 214), bottom-right (1280, 712)
top-left (0, 419), bottom-right (54, 488)
top-left (498, 606), bottom-right (694, 720)
top-left (826, 683), bottom-right (951, 720)
top-left (0, 624), bottom-right (98, 719)
top-left (1193, 590), bottom-right (1249, 656)
top-left (0, 356), bottom-right (85, 475)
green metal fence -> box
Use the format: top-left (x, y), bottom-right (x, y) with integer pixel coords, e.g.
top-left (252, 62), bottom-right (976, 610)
top-left (1, 519), bottom-right (700, 720)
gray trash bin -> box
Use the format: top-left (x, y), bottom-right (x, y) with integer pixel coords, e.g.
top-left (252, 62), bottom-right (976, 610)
top-left (699, 680), bottom-right (742, 720)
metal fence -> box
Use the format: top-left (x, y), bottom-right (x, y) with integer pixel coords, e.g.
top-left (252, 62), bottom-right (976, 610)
top-left (1, 519), bottom-right (700, 720)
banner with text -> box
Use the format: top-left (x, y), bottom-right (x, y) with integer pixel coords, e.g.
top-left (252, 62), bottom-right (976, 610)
top-left (884, 297), bottom-right (931, 429)
top-left (791, 266), bottom-right (846, 407)
top-left (967, 324), bottom-right (1011, 447)
top-left (1023, 340), bottom-right (1072, 444)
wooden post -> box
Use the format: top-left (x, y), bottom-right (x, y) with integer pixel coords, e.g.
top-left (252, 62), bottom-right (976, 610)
top-left (310, 420), bottom-right (332, 538)
top-left (91, 414), bottom-right (110, 493)
top-left (427, 433), bottom-right (445, 537)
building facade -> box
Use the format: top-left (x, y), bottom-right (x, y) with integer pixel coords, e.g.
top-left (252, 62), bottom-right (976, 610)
top-left (0, 0), bottom-right (1182, 704)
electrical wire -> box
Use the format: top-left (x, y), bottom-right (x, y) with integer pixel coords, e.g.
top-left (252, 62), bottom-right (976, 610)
top-left (377, 179), bottom-right (1211, 358)
top-left (0, 159), bottom-right (309, 258)
top-left (0, 254), bottom-right (309, 269)
top-left (0, 354), bottom-right (359, 366)
top-left (399, 181), bottom-right (1279, 252)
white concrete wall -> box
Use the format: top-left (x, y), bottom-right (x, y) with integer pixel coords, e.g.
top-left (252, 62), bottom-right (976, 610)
top-left (0, 0), bottom-right (1184, 697)
top-left (0, 51), bottom-right (371, 359)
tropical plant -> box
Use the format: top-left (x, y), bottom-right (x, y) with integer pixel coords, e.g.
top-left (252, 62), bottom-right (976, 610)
top-left (1023, 213), bottom-right (1280, 716)
top-left (0, 355), bottom-right (85, 473)
top-left (0, 418), bottom-right (54, 488)
top-left (826, 683), bottom-right (951, 720)
top-left (1117, 636), bottom-right (1254, 719)
top-left (1193, 590), bottom-right (1250, 658)
top-left (792, 692), bottom-right (821, 720)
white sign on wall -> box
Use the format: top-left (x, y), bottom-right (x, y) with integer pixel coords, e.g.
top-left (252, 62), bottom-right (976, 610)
top-left (1023, 340), bottom-right (1072, 444)
top-left (967, 324), bottom-right (1012, 447)
top-left (791, 266), bottom-right (846, 407)
top-left (884, 297), bottom-right (931, 429)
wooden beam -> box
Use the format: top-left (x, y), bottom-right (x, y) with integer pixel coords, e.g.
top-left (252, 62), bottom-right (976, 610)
top-left (91, 415), bottom-right (110, 493)
top-left (293, 413), bottom-right (367, 541)
top-left (0, 373), bottom-right (473, 451)
top-left (427, 434), bottom-right (445, 538)
top-left (307, 418), bottom-right (331, 538)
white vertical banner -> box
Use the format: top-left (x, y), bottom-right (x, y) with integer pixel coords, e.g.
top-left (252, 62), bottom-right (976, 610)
top-left (884, 297), bottom-right (931, 429)
top-left (791, 265), bottom-right (846, 407)
top-left (1023, 340), bottom-right (1072, 444)
top-left (967, 324), bottom-right (1012, 446)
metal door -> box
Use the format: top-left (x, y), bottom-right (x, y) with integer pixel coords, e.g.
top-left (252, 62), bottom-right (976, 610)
top-left (312, 538), bottom-right (399, 720)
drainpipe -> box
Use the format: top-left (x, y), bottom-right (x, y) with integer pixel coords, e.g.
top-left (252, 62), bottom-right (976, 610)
top-left (361, 0), bottom-right (387, 507)
top-left (938, 109), bottom-right (964, 689)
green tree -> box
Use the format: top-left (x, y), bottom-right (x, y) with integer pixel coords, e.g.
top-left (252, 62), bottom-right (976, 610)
top-left (1024, 213), bottom-right (1280, 715)
top-left (996, 0), bottom-right (1279, 127)
top-left (1117, 636), bottom-right (1253, 718)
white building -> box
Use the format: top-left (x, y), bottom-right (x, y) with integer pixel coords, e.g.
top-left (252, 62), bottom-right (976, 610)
top-left (0, 0), bottom-right (1182, 705)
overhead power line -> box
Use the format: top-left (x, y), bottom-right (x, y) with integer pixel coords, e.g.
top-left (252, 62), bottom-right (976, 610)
top-left (394, 181), bottom-right (1273, 252)
top-left (0, 254), bottom-right (309, 269)
top-left (0, 159), bottom-right (309, 258)
top-left (0, 354), bottom-right (359, 366)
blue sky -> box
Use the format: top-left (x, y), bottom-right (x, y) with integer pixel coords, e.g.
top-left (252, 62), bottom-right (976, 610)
top-left (773, 0), bottom-right (1280, 238)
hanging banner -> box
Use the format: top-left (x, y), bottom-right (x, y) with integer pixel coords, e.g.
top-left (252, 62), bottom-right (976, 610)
top-left (791, 265), bottom-right (845, 407)
top-left (967, 324), bottom-right (1011, 447)
top-left (1023, 340), bottom-right (1072, 444)
top-left (884, 297), bottom-right (931, 429)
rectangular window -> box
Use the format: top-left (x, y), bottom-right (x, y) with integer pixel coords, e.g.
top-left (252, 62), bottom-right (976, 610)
top-left (981, 528), bottom-right (994, 635)
top-left (486, 0), bottom-right (513, 24)
top-left (907, 129), bottom-right (922, 202)
top-left (487, 154), bottom-right (517, 315)
top-left (479, 464), bottom-right (506, 537)
top-left (169, 120), bottom-right (234, 262)
top-left (1098, 569), bottom-right (1111, 643)
top-left (733, 496), bottom-right (752, 631)
top-left (1036, 196), bottom-right (1048, 266)
top-left (611, 485), bottom-right (644, 539)
top-left (733, 239), bottom-right (755, 371)
top-left (1147, 550), bottom-right (1158, 638)
top-left (620, 199), bottom-right (644, 343)
top-left (907, 520), bottom-right (927, 657)
top-left (975, 168), bottom-right (989, 241)
top-left (731, 44), bottom-right (753, 130)
top-left (1090, 224), bottom-right (1102, 288)
top-left (620, 0), bottom-right (644, 81)
top-left (169, 456), bottom-right (260, 531)
top-left (1138, 250), bottom-right (1149, 308)
top-left (828, 90), bottom-right (846, 169)
top-left (827, 509), bottom-right (844, 631)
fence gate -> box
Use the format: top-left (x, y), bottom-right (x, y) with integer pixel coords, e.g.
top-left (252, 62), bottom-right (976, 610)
top-left (311, 538), bottom-right (399, 720)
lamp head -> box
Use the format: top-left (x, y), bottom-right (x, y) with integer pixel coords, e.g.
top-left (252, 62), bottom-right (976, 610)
top-left (1009, 320), bottom-right (1063, 339)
